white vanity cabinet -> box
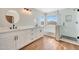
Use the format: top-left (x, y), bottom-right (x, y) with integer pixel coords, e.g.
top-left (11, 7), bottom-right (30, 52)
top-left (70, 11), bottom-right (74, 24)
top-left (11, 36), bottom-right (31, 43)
top-left (16, 27), bottom-right (43, 49)
top-left (0, 29), bottom-right (32, 50)
top-left (16, 29), bottom-right (32, 49)
top-left (0, 27), bottom-right (44, 50)
top-left (35, 27), bottom-right (43, 39)
top-left (32, 27), bottom-right (44, 40)
top-left (0, 32), bottom-right (16, 50)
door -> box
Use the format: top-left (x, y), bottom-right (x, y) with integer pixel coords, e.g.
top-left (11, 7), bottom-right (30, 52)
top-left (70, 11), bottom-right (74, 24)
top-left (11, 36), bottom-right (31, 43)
top-left (16, 29), bottom-right (32, 49)
top-left (0, 33), bottom-right (15, 50)
top-left (62, 14), bottom-right (77, 37)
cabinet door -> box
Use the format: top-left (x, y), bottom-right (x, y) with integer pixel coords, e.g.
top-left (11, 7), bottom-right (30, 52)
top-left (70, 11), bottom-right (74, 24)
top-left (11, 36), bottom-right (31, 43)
top-left (16, 29), bottom-right (32, 49)
top-left (32, 28), bottom-right (43, 40)
top-left (37, 28), bottom-right (43, 38)
top-left (0, 33), bottom-right (15, 50)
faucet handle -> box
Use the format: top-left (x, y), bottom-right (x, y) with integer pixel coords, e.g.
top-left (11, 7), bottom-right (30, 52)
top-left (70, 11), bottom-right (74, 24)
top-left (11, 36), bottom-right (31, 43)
top-left (15, 26), bottom-right (17, 29)
top-left (10, 27), bottom-right (12, 29)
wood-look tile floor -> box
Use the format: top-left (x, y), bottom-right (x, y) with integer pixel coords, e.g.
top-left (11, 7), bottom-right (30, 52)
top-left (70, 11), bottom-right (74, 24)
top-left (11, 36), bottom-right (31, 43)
top-left (21, 36), bottom-right (79, 50)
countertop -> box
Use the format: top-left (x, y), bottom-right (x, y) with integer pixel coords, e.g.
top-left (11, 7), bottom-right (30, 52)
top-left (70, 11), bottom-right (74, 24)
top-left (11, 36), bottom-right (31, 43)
top-left (0, 26), bottom-right (44, 34)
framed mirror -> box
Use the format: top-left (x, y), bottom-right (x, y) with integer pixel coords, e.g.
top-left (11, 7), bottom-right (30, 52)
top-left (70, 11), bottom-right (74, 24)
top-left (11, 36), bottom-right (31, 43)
top-left (5, 10), bottom-right (20, 24)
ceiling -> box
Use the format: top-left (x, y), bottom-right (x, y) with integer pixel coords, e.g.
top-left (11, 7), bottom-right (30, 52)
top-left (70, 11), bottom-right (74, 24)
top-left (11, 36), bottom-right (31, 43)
top-left (35, 8), bottom-right (63, 13)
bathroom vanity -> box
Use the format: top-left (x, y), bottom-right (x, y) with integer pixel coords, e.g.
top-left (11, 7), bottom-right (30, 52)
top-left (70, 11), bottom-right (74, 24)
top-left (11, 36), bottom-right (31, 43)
top-left (0, 27), bottom-right (44, 50)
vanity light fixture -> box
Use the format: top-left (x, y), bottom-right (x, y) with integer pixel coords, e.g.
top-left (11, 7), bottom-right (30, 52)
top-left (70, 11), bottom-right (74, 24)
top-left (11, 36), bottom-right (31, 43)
top-left (24, 8), bottom-right (32, 15)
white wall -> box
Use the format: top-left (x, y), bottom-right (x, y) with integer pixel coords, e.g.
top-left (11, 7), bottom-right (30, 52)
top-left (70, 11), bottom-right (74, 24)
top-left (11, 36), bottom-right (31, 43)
top-left (0, 8), bottom-right (44, 28)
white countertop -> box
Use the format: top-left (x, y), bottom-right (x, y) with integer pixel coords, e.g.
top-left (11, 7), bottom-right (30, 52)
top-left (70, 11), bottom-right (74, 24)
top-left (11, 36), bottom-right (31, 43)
top-left (0, 26), bottom-right (34, 33)
top-left (0, 26), bottom-right (44, 34)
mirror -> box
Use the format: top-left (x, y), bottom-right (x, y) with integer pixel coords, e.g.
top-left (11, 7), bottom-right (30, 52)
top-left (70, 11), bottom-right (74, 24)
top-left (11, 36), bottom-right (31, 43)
top-left (5, 15), bottom-right (14, 23)
top-left (5, 10), bottom-right (20, 24)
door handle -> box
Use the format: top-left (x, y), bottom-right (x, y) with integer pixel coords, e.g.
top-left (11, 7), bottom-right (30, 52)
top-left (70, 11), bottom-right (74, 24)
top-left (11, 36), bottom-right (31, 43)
top-left (14, 36), bottom-right (18, 40)
top-left (75, 21), bottom-right (78, 24)
top-left (63, 22), bottom-right (65, 26)
top-left (40, 30), bottom-right (42, 32)
top-left (16, 36), bottom-right (18, 40)
top-left (14, 36), bottom-right (16, 40)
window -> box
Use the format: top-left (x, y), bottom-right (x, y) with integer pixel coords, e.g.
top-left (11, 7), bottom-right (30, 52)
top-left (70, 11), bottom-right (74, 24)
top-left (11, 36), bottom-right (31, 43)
top-left (46, 16), bottom-right (58, 25)
top-left (44, 16), bottom-right (58, 34)
top-left (37, 16), bottom-right (45, 27)
top-left (37, 16), bottom-right (45, 21)
top-left (47, 16), bottom-right (58, 22)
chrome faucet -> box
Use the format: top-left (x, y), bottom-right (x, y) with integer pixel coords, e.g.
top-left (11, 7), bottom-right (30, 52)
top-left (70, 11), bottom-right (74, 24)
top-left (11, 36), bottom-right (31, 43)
top-left (10, 24), bottom-right (17, 29)
top-left (13, 24), bottom-right (15, 29)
